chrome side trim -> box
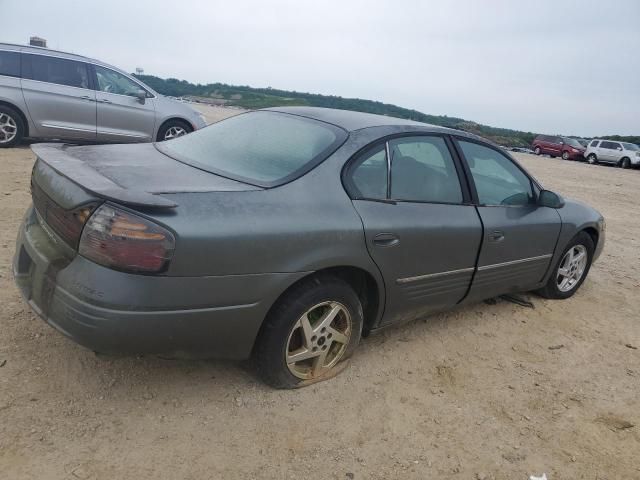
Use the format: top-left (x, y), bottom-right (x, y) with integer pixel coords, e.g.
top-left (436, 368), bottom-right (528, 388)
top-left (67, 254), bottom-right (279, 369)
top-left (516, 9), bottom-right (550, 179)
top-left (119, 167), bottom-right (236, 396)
top-left (97, 130), bottom-right (148, 138)
top-left (397, 267), bottom-right (475, 285)
top-left (477, 254), bottom-right (552, 272)
top-left (41, 123), bottom-right (95, 133)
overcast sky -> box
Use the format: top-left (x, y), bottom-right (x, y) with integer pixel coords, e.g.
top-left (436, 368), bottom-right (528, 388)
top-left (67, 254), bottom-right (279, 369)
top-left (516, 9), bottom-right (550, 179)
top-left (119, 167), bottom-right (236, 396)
top-left (3, 0), bottom-right (639, 136)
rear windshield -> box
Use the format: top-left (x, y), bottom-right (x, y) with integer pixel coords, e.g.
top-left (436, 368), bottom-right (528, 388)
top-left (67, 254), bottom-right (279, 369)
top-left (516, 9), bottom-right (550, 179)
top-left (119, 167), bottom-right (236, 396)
top-left (157, 111), bottom-right (347, 187)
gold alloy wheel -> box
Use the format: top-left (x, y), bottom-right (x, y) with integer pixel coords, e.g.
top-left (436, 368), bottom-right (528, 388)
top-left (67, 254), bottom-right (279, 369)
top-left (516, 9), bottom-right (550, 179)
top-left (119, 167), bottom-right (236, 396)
top-left (285, 301), bottom-right (352, 380)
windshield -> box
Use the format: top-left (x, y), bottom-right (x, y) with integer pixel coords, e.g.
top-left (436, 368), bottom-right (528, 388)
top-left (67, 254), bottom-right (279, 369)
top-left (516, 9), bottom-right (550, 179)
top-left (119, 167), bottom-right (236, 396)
top-left (622, 142), bottom-right (639, 151)
top-left (157, 111), bottom-right (347, 187)
top-left (563, 138), bottom-right (583, 148)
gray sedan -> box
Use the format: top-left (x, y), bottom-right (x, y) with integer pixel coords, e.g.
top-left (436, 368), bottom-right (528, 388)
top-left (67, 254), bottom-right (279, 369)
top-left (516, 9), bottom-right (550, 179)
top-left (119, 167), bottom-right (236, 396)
top-left (13, 107), bottom-right (605, 388)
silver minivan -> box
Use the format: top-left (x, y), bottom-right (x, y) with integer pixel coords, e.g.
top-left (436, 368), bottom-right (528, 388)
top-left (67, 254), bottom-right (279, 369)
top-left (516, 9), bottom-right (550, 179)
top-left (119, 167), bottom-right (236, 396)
top-left (584, 139), bottom-right (640, 168)
top-left (0, 43), bottom-right (206, 147)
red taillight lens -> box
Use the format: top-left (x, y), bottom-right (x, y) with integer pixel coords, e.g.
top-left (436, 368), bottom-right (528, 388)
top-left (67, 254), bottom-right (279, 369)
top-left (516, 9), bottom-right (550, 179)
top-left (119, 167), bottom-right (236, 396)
top-left (79, 204), bottom-right (175, 274)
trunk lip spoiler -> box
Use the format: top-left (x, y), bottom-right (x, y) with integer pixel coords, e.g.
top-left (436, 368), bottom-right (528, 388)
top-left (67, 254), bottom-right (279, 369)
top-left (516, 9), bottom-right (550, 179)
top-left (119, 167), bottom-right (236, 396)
top-left (31, 143), bottom-right (178, 209)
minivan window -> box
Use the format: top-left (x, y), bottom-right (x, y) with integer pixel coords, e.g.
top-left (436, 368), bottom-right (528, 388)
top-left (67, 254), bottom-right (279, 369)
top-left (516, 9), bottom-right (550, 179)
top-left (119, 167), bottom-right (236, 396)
top-left (157, 111), bottom-right (347, 187)
top-left (94, 65), bottom-right (145, 97)
top-left (0, 51), bottom-right (20, 77)
top-left (27, 54), bottom-right (90, 89)
top-left (563, 138), bottom-right (582, 148)
top-left (459, 140), bottom-right (533, 206)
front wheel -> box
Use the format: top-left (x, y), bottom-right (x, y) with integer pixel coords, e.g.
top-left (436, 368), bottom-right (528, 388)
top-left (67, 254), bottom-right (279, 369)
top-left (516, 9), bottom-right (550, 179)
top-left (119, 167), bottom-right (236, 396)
top-left (620, 157), bottom-right (631, 169)
top-left (587, 154), bottom-right (598, 165)
top-left (562, 151), bottom-right (570, 160)
top-left (254, 275), bottom-right (363, 388)
top-left (156, 119), bottom-right (193, 142)
top-left (537, 232), bottom-right (594, 299)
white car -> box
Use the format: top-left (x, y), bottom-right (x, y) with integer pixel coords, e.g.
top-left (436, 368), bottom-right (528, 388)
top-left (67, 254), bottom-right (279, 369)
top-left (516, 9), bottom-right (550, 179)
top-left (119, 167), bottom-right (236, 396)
top-left (584, 140), bottom-right (640, 168)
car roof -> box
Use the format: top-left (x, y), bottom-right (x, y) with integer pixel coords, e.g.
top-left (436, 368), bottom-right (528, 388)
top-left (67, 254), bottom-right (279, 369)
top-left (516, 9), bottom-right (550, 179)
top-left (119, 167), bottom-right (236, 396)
top-left (264, 106), bottom-right (463, 134)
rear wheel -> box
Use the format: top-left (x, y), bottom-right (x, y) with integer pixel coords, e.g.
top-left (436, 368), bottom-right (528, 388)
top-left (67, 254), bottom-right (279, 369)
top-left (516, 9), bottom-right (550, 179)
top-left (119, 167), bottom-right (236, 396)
top-left (534, 146), bottom-right (541, 155)
top-left (0, 106), bottom-right (24, 148)
top-left (620, 157), bottom-right (631, 169)
top-left (255, 275), bottom-right (363, 388)
top-left (537, 232), bottom-right (594, 299)
top-left (156, 119), bottom-right (193, 142)
top-left (587, 153), bottom-right (598, 165)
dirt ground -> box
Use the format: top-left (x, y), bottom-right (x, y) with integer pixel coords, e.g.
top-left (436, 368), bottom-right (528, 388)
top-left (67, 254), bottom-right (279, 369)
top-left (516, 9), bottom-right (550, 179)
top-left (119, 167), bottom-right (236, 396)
top-left (0, 107), bottom-right (638, 479)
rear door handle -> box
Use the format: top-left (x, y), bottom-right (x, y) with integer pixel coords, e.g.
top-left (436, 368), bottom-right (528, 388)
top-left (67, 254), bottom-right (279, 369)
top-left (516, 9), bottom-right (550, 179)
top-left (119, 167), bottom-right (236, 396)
top-left (373, 233), bottom-right (399, 247)
top-left (488, 231), bottom-right (505, 243)
top-left (98, 98), bottom-right (112, 104)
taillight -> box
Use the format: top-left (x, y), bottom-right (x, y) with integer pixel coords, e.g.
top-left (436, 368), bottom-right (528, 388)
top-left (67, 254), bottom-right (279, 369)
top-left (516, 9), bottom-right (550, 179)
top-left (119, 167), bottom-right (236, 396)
top-left (79, 204), bottom-right (175, 274)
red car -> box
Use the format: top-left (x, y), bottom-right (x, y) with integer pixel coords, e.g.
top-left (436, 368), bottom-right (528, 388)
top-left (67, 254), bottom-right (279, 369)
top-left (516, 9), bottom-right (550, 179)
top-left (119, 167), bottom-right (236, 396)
top-left (532, 135), bottom-right (586, 160)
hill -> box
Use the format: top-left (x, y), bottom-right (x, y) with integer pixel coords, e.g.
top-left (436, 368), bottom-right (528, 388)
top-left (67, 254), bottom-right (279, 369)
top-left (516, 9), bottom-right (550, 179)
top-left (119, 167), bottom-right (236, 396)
top-left (134, 74), bottom-right (639, 146)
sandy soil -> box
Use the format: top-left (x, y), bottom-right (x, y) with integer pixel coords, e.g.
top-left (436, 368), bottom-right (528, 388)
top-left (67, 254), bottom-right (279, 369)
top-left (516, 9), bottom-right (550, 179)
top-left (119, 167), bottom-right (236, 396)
top-left (0, 111), bottom-right (638, 479)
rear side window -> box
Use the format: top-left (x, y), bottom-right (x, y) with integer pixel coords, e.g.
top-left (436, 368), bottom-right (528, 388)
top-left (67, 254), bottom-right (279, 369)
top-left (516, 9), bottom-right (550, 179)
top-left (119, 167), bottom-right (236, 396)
top-left (0, 51), bottom-right (20, 77)
top-left (389, 136), bottom-right (463, 203)
top-left (26, 54), bottom-right (90, 89)
top-left (350, 146), bottom-right (387, 200)
top-left (600, 141), bottom-right (620, 150)
top-left (459, 140), bottom-right (533, 206)
top-left (590, 140), bottom-right (599, 147)
top-left (158, 111), bottom-right (347, 187)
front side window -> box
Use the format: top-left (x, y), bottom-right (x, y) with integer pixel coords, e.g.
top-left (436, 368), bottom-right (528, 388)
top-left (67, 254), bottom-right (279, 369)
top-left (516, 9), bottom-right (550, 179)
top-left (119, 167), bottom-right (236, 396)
top-left (158, 111), bottom-right (346, 186)
top-left (94, 65), bottom-right (144, 97)
top-left (0, 51), bottom-right (20, 77)
top-left (28, 54), bottom-right (89, 89)
top-left (459, 140), bottom-right (533, 206)
top-left (389, 136), bottom-right (463, 203)
top-left (622, 142), bottom-right (639, 151)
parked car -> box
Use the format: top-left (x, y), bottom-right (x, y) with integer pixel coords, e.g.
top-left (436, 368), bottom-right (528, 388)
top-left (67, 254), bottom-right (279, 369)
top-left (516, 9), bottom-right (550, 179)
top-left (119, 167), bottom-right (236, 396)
top-left (13, 107), bottom-right (605, 388)
top-left (0, 43), bottom-right (206, 148)
top-left (532, 135), bottom-right (586, 160)
top-left (584, 139), bottom-right (640, 168)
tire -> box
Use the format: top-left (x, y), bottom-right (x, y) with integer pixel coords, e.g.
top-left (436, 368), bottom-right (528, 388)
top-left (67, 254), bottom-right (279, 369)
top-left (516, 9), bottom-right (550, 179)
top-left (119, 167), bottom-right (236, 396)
top-left (254, 275), bottom-right (363, 389)
top-left (537, 231), bottom-right (594, 300)
top-left (0, 105), bottom-right (25, 148)
top-left (587, 153), bottom-right (598, 165)
top-left (561, 151), bottom-right (570, 160)
top-left (534, 146), bottom-right (541, 155)
top-left (620, 157), bottom-right (631, 169)
top-left (156, 119), bottom-right (193, 142)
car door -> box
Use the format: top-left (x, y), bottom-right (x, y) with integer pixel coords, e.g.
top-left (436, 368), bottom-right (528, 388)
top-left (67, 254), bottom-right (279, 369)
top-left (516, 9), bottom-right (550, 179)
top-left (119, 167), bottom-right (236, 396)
top-left (346, 135), bottom-right (483, 325)
top-left (20, 53), bottom-right (96, 140)
top-left (598, 141), bottom-right (617, 163)
top-left (455, 139), bottom-right (562, 302)
top-left (92, 64), bottom-right (156, 142)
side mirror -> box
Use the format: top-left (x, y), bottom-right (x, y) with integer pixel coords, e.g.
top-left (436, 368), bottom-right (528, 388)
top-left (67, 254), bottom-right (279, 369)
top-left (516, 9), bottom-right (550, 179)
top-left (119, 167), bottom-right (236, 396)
top-left (538, 189), bottom-right (565, 209)
top-left (133, 90), bottom-right (146, 104)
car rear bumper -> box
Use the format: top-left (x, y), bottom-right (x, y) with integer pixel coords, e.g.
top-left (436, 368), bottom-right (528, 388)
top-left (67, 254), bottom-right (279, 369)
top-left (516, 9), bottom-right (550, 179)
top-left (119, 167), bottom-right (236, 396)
top-left (13, 206), bottom-right (306, 359)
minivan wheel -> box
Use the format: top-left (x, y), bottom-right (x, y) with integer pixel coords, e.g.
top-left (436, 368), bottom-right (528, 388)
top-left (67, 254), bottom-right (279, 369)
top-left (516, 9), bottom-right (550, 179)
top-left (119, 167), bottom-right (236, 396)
top-left (0, 106), bottom-right (24, 148)
top-left (534, 146), bottom-right (541, 155)
top-left (156, 119), bottom-right (193, 142)
top-left (562, 151), bottom-right (570, 160)
top-left (537, 232), bottom-right (594, 300)
top-left (255, 275), bottom-right (363, 389)
top-left (587, 154), bottom-right (598, 165)
top-left (620, 157), bottom-right (631, 169)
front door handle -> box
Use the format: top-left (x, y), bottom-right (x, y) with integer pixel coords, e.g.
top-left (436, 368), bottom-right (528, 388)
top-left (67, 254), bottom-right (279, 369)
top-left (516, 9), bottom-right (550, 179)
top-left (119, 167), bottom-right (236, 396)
top-left (78, 95), bottom-right (94, 101)
top-left (373, 233), bottom-right (399, 247)
top-left (488, 231), bottom-right (505, 243)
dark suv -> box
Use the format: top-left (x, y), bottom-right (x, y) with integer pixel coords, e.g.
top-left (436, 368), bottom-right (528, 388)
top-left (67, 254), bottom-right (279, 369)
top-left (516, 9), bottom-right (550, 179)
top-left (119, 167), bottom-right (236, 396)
top-left (532, 135), bottom-right (586, 160)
